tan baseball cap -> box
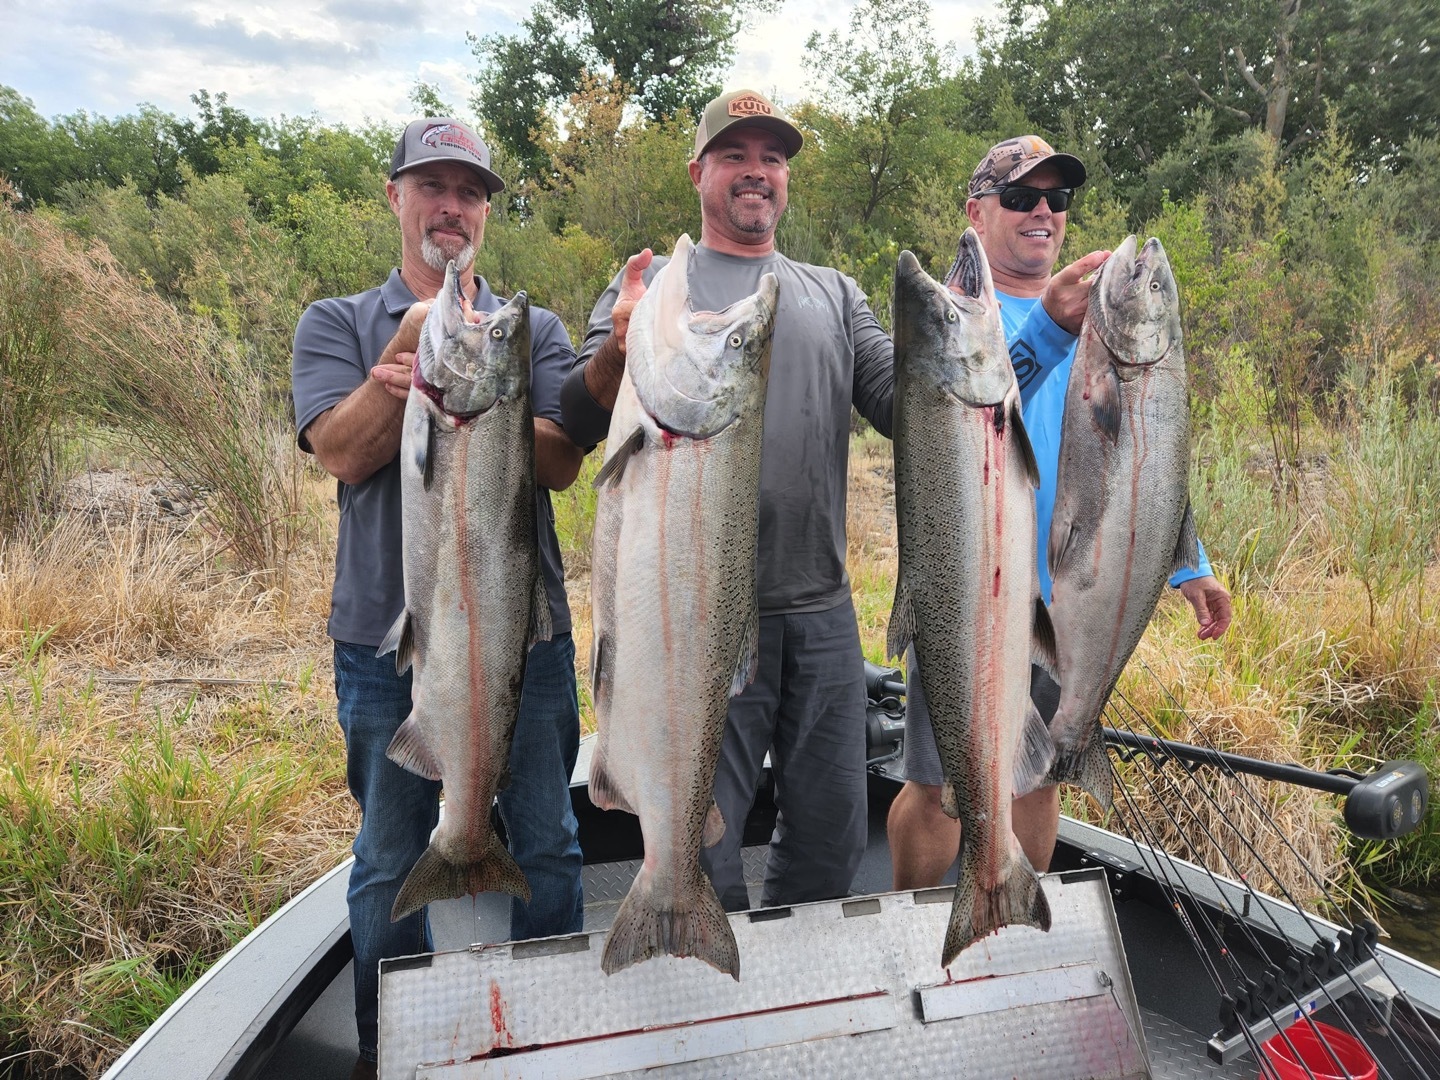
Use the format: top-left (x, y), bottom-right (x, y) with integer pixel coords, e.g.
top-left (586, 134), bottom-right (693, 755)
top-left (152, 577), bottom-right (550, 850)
top-left (968, 135), bottom-right (1085, 197)
top-left (693, 89), bottom-right (804, 160)
top-left (391, 118), bottom-right (505, 195)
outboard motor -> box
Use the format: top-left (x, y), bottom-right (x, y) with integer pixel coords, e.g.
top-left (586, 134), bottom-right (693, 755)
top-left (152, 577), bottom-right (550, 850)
top-left (864, 660), bottom-right (907, 766)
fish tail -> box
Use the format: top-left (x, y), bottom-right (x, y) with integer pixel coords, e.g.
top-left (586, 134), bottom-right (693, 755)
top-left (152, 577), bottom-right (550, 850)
top-left (1049, 728), bottom-right (1114, 811)
top-left (601, 867), bottom-right (739, 980)
top-left (390, 837), bottom-right (531, 922)
top-left (941, 840), bottom-right (1052, 967)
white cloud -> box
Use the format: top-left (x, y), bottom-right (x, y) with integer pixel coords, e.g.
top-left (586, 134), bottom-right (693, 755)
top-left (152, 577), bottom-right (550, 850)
top-left (1, 0), bottom-right (1001, 128)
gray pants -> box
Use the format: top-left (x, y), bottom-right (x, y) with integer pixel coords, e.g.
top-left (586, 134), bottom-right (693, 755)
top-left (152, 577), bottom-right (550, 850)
top-left (700, 599), bottom-right (869, 912)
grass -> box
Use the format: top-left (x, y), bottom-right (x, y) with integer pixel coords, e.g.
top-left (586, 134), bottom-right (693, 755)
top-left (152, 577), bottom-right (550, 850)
top-left (0, 468), bottom-right (352, 1078)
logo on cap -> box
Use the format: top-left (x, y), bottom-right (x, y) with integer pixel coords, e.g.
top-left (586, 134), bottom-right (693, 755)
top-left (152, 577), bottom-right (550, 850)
top-left (728, 93), bottom-right (774, 119)
top-left (421, 123), bottom-right (482, 162)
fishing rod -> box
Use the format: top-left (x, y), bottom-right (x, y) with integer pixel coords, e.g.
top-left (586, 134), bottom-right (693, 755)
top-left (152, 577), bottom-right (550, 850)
top-left (863, 660), bottom-right (1430, 843)
top-left (1103, 685), bottom-right (1439, 1078)
top-left (1103, 726), bottom-right (1429, 842)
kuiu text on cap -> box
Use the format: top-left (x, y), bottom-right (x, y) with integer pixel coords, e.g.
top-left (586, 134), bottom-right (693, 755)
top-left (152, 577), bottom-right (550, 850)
top-left (728, 94), bottom-right (774, 118)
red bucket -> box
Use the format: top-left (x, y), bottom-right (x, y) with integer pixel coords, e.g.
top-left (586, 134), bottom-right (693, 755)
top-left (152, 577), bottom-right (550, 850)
top-left (1258, 1020), bottom-right (1378, 1080)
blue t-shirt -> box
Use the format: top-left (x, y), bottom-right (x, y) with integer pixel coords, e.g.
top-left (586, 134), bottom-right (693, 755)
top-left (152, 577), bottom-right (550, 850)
top-left (1000, 292), bottom-right (1212, 602)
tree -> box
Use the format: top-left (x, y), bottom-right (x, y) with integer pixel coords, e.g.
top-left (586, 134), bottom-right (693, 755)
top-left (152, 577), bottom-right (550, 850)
top-left (794, 0), bottom-right (971, 249)
top-left (973, 0), bottom-right (1440, 187)
top-left (471, 0), bottom-right (777, 177)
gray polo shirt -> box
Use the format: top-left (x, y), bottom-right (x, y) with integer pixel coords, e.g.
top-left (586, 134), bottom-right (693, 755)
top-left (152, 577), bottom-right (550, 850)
top-left (292, 269), bottom-right (574, 647)
top-left (561, 244), bottom-right (894, 616)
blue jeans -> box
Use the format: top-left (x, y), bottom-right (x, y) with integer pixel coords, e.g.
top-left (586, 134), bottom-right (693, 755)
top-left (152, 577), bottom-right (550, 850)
top-left (334, 633), bottom-right (584, 1061)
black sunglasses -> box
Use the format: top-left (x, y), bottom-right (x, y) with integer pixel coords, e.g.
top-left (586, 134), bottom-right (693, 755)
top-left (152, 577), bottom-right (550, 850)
top-left (974, 185), bottom-right (1075, 213)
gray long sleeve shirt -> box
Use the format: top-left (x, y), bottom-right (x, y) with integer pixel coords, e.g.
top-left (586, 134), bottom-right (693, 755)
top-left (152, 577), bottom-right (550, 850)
top-left (561, 244), bottom-right (895, 616)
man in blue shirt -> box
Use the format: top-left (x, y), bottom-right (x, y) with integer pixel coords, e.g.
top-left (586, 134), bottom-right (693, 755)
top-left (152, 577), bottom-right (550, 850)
top-left (887, 136), bottom-right (1233, 890)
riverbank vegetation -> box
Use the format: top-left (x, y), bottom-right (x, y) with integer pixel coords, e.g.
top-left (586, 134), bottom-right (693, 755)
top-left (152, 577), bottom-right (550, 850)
top-left (2, 0), bottom-right (1437, 1073)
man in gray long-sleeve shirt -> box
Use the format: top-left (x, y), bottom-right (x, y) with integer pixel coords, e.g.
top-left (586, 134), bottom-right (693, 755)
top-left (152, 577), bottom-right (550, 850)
top-left (560, 88), bottom-right (895, 911)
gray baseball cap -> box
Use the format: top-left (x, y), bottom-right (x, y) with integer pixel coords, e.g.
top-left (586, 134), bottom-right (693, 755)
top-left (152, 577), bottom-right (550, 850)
top-left (390, 118), bottom-right (505, 195)
top-left (693, 89), bottom-right (804, 160)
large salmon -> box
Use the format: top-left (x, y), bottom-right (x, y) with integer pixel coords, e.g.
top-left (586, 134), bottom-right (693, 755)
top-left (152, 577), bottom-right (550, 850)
top-left (1047, 235), bottom-right (1199, 811)
top-left (888, 234), bottom-right (1055, 967)
top-left (379, 263), bottom-right (549, 921)
top-left (588, 234), bottom-right (776, 979)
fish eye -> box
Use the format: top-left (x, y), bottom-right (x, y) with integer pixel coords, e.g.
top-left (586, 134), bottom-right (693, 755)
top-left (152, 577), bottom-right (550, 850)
top-left (490, 326), bottom-right (505, 339)
top-left (1149, 280), bottom-right (1161, 292)
top-left (728, 333), bottom-right (743, 348)
top-left (945, 309), bottom-right (958, 322)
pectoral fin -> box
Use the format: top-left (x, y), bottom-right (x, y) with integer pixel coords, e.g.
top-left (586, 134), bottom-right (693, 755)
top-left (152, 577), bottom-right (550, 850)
top-left (1172, 500), bottom-right (1200, 574)
top-left (1032, 597), bottom-right (1058, 676)
top-left (377, 608), bottom-right (414, 675)
top-left (1013, 701), bottom-right (1056, 797)
top-left (529, 572), bottom-right (553, 647)
top-left (1011, 400), bottom-right (1040, 488)
top-left (885, 573), bottom-right (916, 662)
top-left (387, 712), bottom-right (442, 780)
top-left (1090, 363), bottom-right (1122, 443)
top-left (731, 610), bottom-right (760, 697)
top-left (594, 427), bottom-right (645, 488)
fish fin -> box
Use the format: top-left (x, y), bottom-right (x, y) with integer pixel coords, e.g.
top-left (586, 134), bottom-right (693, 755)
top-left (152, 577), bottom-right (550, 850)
top-left (940, 780), bottom-right (961, 820)
top-left (376, 608), bottom-right (414, 674)
top-left (386, 712), bottom-right (443, 780)
top-left (593, 427), bottom-right (645, 489)
top-left (1090, 364), bottom-right (1123, 443)
top-left (1031, 597), bottom-right (1058, 676)
top-left (601, 866), bottom-right (739, 980)
top-left (1013, 701), bottom-right (1057, 798)
top-left (942, 838), bottom-right (1052, 966)
top-left (1048, 518), bottom-right (1075, 579)
top-left (702, 801), bottom-right (726, 848)
top-left (390, 837), bottom-right (531, 921)
top-left (1049, 728), bottom-right (1114, 812)
top-left (588, 750), bottom-right (636, 816)
top-left (731, 610), bottom-right (760, 697)
top-left (1010, 399), bottom-right (1041, 489)
top-left (1172, 499), bottom-right (1200, 574)
top-left (529, 573), bottom-right (553, 646)
top-left (590, 632), bottom-right (608, 699)
top-left (885, 575), bottom-right (915, 661)
top-left (407, 408), bottom-right (436, 490)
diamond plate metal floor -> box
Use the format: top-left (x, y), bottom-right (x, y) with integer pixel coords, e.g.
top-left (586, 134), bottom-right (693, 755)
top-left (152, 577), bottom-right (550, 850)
top-left (1141, 1008), bottom-right (1256, 1079)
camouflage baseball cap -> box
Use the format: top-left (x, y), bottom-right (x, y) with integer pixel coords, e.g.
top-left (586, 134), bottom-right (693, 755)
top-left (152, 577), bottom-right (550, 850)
top-left (390, 118), bottom-right (505, 195)
top-left (968, 135), bottom-right (1085, 197)
top-left (693, 89), bottom-right (804, 160)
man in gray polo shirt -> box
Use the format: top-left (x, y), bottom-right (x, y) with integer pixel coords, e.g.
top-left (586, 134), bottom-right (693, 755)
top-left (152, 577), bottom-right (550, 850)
top-left (291, 118), bottom-right (585, 1080)
top-left (560, 89), bottom-right (895, 913)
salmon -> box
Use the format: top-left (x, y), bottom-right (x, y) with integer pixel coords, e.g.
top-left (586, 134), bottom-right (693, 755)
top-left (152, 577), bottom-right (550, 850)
top-left (378, 263), bottom-right (549, 921)
top-left (889, 234), bottom-right (1055, 967)
top-left (588, 234), bottom-right (776, 979)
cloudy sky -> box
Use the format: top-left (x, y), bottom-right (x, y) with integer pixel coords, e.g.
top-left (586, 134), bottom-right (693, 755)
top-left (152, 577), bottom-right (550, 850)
top-left (1, 0), bottom-right (998, 128)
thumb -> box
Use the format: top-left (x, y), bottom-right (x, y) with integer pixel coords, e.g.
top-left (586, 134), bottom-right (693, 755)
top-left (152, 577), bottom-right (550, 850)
top-left (623, 249), bottom-right (654, 286)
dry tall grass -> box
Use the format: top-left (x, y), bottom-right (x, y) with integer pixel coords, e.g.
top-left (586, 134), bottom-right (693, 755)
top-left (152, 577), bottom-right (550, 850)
top-left (0, 467), bottom-right (351, 1077)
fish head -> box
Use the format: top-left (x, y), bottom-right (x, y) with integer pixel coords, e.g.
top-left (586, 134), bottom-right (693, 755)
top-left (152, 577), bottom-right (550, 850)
top-left (893, 235), bottom-right (1012, 407)
top-left (414, 262), bottom-right (531, 419)
top-left (630, 235), bottom-right (777, 439)
top-left (1092, 235), bottom-right (1181, 378)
